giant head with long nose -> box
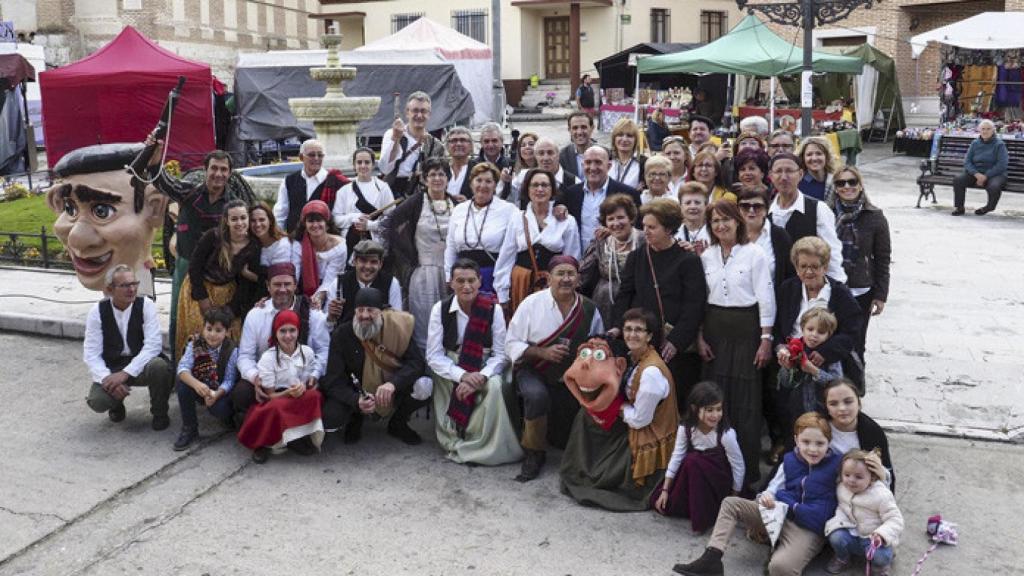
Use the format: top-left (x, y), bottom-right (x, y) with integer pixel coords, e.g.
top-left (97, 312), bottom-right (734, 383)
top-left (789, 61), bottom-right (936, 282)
top-left (47, 144), bottom-right (168, 294)
top-left (563, 336), bottom-right (627, 430)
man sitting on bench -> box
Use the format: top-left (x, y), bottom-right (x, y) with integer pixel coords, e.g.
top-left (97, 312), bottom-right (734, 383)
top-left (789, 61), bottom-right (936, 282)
top-left (952, 119), bottom-right (1008, 216)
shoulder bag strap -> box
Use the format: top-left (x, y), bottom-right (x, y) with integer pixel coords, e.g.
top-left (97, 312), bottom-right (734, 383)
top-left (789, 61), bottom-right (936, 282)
top-left (645, 244), bottom-right (667, 327)
top-left (522, 212), bottom-right (541, 279)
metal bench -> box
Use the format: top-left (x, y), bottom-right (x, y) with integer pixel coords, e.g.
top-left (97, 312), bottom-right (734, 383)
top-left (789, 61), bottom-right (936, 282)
top-left (916, 135), bottom-right (1024, 208)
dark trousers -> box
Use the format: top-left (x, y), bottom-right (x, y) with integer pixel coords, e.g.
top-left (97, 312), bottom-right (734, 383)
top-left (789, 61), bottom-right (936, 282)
top-left (321, 390), bottom-right (426, 433)
top-left (230, 378), bottom-right (258, 425)
top-left (953, 171), bottom-right (1006, 209)
top-left (761, 360), bottom-right (785, 446)
top-left (854, 290), bottom-right (875, 364)
top-left (87, 357), bottom-right (173, 416)
top-left (670, 350), bottom-right (704, 415)
top-left (176, 378), bottom-right (233, 431)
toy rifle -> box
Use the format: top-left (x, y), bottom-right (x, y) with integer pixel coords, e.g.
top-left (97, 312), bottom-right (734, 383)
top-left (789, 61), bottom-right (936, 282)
top-left (127, 76), bottom-right (186, 209)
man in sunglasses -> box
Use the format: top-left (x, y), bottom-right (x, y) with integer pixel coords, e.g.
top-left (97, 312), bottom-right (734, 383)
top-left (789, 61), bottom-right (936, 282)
top-left (274, 139), bottom-right (350, 234)
top-left (82, 264), bottom-right (174, 430)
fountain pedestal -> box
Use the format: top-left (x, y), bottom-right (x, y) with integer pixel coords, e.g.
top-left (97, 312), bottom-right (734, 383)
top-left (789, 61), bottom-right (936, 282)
top-left (289, 33), bottom-right (380, 172)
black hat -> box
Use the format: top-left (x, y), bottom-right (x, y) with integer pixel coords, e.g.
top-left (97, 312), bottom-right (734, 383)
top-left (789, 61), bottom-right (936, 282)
top-left (53, 143), bottom-right (144, 178)
top-left (353, 287), bottom-right (387, 310)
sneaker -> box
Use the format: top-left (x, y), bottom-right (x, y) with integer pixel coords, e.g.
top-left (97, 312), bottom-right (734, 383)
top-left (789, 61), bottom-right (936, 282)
top-left (252, 447), bottom-right (270, 464)
top-left (173, 428), bottom-right (198, 451)
top-left (108, 404), bottom-right (126, 423)
top-left (672, 547), bottom-right (724, 575)
top-left (975, 206), bottom-right (993, 215)
top-left (825, 555), bottom-right (849, 574)
top-left (387, 419), bottom-right (422, 445)
top-left (151, 413), bottom-right (171, 431)
top-left (951, 207), bottom-right (965, 216)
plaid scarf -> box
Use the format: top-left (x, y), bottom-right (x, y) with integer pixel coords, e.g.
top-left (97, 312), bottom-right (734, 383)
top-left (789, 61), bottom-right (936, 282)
top-left (190, 336), bottom-right (220, 390)
top-left (446, 293), bottom-right (496, 434)
top-left (835, 198), bottom-right (864, 269)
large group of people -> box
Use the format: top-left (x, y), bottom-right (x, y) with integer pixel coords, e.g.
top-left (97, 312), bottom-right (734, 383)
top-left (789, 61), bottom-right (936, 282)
top-left (76, 92), bottom-right (902, 576)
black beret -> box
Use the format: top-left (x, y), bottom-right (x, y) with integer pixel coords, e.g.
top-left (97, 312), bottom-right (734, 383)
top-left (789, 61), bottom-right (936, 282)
top-left (53, 143), bottom-right (144, 178)
top-left (353, 287), bottom-right (387, 310)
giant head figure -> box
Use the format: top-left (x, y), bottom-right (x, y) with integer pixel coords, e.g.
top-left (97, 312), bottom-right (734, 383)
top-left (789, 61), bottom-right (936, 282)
top-left (47, 144), bottom-right (169, 294)
top-left (563, 336), bottom-right (628, 430)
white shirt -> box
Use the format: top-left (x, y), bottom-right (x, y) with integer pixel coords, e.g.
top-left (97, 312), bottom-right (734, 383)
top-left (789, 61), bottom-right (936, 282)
top-left (580, 179), bottom-right (609, 253)
top-left (260, 237), bottom-right (293, 267)
top-left (509, 167), bottom-right (578, 207)
top-left (791, 281), bottom-right (833, 338)
top-left (610, 156), bottom-right (643, 190)
top-left (379, 131), bottom-right (424, 178)
top-left (237, 299), bottom-right (331, 382)
top-left (274, 168), bottom-right (328, 230)
top-left (621, 365), bottom-right (670, 429)
top-left (447, 163), bottom-right (470, 197)
top-left (289, 240), bottom-right (348, 297)
top-left (426, 297), bottom-right (507, 381)
top-left (505, 290), bottom-right (605, 364)
top-left (675, 222), bottom-right (711, 244)
top-left (701, 243), bottom-right (776, 327)
top-left (665, 426), bottom-right (746, 492)
top-left (769, 191), bottom-right (847, 282)
top-left (493, 204), bottom-right (582, 302)
top-left (751, 227), bottom-right (776, 280)
top-left (83, 297), bottom-right (163, 382)
top-left (443, 197), bottom-right (518, 278)
top-left (668, 177), bottom-right (686, 199)
top-left (257, 344), bottom-right (318, 390)
top-left (331, 177), bottom-right (395, 241)
top-left (641, 190), bottom-right (678, 205)
top-left (830, 425), bottom-right (861, 456)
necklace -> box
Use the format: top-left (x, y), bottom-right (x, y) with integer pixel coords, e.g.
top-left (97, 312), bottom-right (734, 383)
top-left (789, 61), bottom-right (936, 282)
top-left (463, 200), bottom-right (491, 250)
top-left (427, 193), bottom-right (450, 242)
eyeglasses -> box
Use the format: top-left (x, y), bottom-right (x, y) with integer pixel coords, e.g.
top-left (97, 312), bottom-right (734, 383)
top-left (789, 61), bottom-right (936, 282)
top-left (797, 263), bottom-right (823, 273)
top-left (738, 202), bottom-right (766, 212)
top-left (834, 178), bottom-right (860, 188)
top-left (768, 143), bottom-right (794, 150)
top-left (622, 326), bottom-right (648, 334)
top-left (304, 152), bottom-right (325, 158)
top-left (646, 172), bottom-right (669, 179)
top-left (113, 281), bottom-right (141, 289)
top-left (771, 168), bottom-right (800, 176)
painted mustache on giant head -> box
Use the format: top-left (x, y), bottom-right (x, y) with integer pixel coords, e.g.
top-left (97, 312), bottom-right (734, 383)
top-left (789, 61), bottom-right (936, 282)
top-left (563, 337), bottom-right (627, 430)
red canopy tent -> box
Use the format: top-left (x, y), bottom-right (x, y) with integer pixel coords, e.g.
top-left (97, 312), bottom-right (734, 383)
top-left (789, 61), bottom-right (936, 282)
top-left (40, 26), bottom-right (214, 169)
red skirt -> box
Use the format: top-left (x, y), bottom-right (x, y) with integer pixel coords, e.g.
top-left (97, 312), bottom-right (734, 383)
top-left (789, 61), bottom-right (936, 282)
top-left (238, 388), bottom-right (324, 451)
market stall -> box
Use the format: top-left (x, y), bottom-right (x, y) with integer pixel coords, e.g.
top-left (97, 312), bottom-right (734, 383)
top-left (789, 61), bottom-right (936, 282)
top-left (0, 53), bottom-right (35, 177)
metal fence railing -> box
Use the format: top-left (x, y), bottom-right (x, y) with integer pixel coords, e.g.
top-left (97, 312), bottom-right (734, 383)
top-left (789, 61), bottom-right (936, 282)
top-left (0, 227), bottom-right (168, 276)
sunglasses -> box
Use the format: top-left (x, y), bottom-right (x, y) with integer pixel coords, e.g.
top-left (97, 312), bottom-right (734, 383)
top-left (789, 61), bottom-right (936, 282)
top-left (834, 178), bottom-right (860, 188)
top-left (738, 202), bottom-right (766, 212)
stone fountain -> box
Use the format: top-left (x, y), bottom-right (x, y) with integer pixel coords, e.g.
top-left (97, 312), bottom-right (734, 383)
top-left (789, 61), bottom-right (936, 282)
top-left (289, 31), bottom-right (380, 171)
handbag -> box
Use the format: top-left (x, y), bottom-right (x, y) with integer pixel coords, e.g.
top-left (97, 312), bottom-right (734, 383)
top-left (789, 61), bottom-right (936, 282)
top-left (645, 244), bottom-right (673, 336)
top-left (522, 212), bottom-right (550, 292)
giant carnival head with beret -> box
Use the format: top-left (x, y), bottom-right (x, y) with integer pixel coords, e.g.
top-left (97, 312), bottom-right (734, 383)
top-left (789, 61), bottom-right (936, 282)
top-left (47, 143), bottom-right (169, 293)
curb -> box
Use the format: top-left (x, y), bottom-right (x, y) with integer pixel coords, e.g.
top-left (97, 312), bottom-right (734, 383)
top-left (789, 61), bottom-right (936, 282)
top-left (0, 312), bottom-right (171, 350)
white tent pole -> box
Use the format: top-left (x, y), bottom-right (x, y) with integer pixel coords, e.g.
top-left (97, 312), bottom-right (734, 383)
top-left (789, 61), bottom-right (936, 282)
top-left (770, 76), bottom-right (776, 129)
top-left (634, 66), bottom-right (642, 124)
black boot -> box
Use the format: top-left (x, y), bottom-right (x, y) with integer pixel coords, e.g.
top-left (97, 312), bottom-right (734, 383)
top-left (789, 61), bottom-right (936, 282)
top-left (387, 396), bottom-right (426, 445)
top-left (514, 449), bottom-right (546, 482)
top-left (173, 427), bottom-right (199, 451)
top-left (672, 547), bottom-right (724, 576)
top-left (343, 413), bottom-right (364, 445)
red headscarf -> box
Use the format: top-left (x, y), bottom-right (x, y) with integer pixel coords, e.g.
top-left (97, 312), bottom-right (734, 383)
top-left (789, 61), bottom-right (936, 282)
top-left (299, 200), bottom-right (331, 298)
top-left (269, 309), bottom-right (300, 347)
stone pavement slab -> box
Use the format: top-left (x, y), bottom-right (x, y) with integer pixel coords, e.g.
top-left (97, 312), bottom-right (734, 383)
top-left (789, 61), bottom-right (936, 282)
top-left (1, 335), bottom-right (1022, 575)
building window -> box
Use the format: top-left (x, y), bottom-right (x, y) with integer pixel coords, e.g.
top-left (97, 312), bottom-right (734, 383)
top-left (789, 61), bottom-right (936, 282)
top-left (700, 11), bottom-right (727, 43)
top-left (452, 10), bottom-right (488, 44)
top-left (391, 13), bottom-right (423, 33)
top-left (651, 9), bottom-right (670, 43)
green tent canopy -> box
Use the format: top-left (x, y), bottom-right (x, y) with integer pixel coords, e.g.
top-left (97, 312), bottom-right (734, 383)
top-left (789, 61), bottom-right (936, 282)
top-left (637, 14), bottom-right (862, 76)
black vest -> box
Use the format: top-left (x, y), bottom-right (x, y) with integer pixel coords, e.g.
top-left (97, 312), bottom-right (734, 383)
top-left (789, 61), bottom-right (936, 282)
top-left (284, 171), bottom-right (345, 233)
top-left (781, 195), bottom-right (819, 243)
top-left (440, 294), bottom-right (493, 352)
top-left (100, 297), bottom-right (145, 373)
top-left (338, 270), bottom-right (395, 322)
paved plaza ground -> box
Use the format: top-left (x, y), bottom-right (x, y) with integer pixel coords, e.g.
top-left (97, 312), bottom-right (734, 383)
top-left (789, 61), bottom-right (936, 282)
top-left (1, 129), bottom-right (1023, 574)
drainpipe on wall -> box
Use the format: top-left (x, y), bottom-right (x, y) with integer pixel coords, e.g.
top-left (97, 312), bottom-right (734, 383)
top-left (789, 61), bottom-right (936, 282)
top-left (492, 0), bottom-right (506, 124)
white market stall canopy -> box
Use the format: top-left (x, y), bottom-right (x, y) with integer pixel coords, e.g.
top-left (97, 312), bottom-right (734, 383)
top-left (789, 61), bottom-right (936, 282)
top-left (355, 17), bottom-right (493, 125)
top-left (911, 12), bottom-right (1024, 58)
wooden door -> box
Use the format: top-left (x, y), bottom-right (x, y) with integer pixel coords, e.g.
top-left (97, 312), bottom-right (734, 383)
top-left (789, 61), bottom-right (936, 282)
top-left (544, 17), bottom-right (570, 78)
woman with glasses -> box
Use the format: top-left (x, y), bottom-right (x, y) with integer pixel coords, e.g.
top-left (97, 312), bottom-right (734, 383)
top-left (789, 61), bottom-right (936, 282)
top-left (797, 136), bottom-right (836, 202)
top-left (609, 118), bottom-right (647, 191)
top-left (736, 187), bottom-right (794, 465)
top-left (640, 156), bottom-right (676, 205)
top-left (691, 151), bottom-right (736, 204)
top-left (661, 136), bottom-right (691, 197)
top-left (829, 164), bottom-right (891, 367)
top-left (696, 200), bottom-right (775, 493)
top-left (381, 157), bottom-right (462, 352)
top-left (766, 129), bottom-right (796, 158)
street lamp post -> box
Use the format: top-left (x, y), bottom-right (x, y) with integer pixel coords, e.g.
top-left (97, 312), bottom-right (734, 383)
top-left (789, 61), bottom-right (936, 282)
top-left (736, 0), bottom-right (876, 135)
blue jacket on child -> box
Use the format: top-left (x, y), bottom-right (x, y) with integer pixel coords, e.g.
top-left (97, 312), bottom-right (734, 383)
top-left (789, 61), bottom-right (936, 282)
top-left (775, 449), bottom-right (842, 534)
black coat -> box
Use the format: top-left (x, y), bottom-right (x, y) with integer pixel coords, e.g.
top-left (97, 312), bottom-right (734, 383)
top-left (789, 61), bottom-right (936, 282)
top-left (773, 276), bottom-right (863, 365)
top-left (768, 224), bottom-right (796, 295)
top-left (557, 178), bottom-right (642, 239)
top-left (852, 411), bottom-right (896, 493)
top-left (319, 321), bottom-right (426, 408)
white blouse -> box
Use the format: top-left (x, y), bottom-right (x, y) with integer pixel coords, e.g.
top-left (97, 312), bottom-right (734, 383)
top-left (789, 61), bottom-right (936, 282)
top-left (641, 190), bottom-right (678, 205)
top-left (331, 177), bottom-right (394, 241)
top-left (290, 240), bottom-right (348, 297)
top-left (443, 196), bottom-right (518, 278)
top-left (447, 163), bottom-right (470, 197)
top-left (621, 364), bottom-right (671, 430)
top-left (256, 344), bottom-right (318, 390)
top-left (665, 426), bottom-right (746, 492)
top-left (675, 223), bottom-right (711, 245)
top-left (260, 237), bottom-right (293, 267)
top-left (750, 226), bottom-right (777, 280)
top-left (493, 203), bottom-right (582, 302)
top-left (701, 243), bottom-right (776, 327)
top-left (610, 156), bottom-right (643, 190)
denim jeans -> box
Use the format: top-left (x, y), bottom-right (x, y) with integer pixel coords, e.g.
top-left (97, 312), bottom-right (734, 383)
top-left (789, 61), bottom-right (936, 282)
top-left (828, 528), bottom-right (894, 567)
top-left (176, 378), bottom-right (233, 431)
